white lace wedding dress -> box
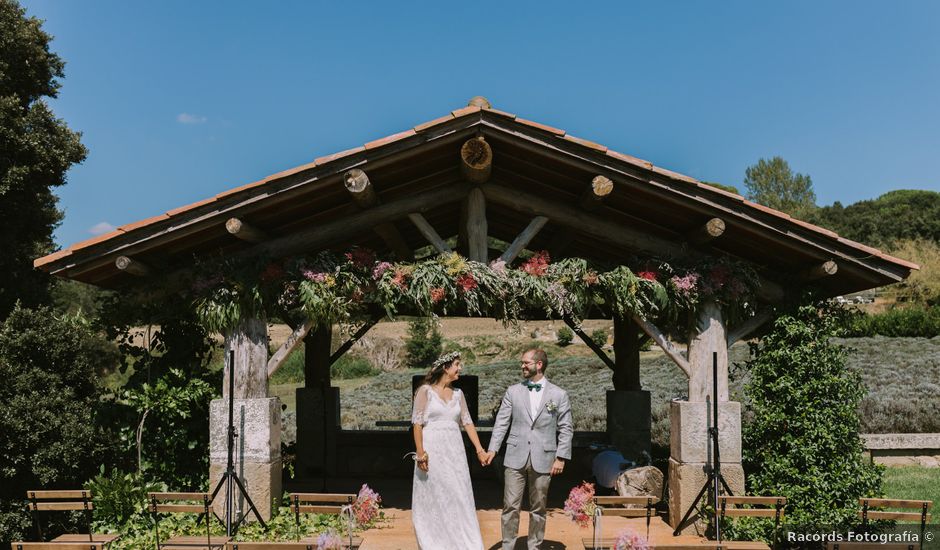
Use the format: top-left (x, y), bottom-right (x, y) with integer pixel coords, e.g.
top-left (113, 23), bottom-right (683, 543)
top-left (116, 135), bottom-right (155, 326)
top-left (411, 384), bottom-right (485, 550)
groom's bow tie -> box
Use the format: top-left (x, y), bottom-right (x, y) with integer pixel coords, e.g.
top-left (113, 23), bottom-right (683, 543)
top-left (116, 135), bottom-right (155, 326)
top-left (524, 381), bottom-right (542, 392)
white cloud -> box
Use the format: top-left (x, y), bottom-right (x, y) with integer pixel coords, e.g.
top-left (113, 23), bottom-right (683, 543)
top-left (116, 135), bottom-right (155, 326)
top-left (177, 113), bottom-right (208, 124)
top-left (88, 221), bottom-right (116, 235)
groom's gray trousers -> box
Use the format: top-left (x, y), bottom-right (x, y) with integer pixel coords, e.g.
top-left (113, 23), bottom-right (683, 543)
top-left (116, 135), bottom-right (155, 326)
top-left (502, 456), bottom-right (552, 550)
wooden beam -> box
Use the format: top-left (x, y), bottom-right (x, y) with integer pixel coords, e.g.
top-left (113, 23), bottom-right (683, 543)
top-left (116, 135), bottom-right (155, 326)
top-left (580, 175), bottom-right (614, 211)
top-left (727, 308), bottom-right (775, 347)
top-left (328, 315), bottom-right (381, 366)
top-left (481, 182), bottom-right (786, 303)
top-left (612, 314), bottom-right (641, 391)
top-left (686, 217), bottom-right (725, 245)
top-left (304, 324), bottom-right (332, 389)
top-left (267, 319), bottom-right (314, 378)
top-left (343, 168), bottom-right (414, 260)
top-left (460, 137), bottom-right (492, 184)
top-left (632, 314), bottom-right (690, 377)
top-left (466, 187), bottom-right (488, 262)
top-left (226, 217), bottom-right (269, 243)
top-left (408, 213), bottom-right (452, 254)
top-left (500, 216), bottom-right (549, 264)
top-left (115, 255), bottom-right (150, 277)
top-left (563, 316), bottom-right (615, 371)
top-left (799, 260), bottom-right (838, 281)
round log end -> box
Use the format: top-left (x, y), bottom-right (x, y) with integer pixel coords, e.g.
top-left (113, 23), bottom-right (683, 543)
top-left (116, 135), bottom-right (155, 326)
top-left (460, 137), bottom-right (493, 183)
top-left (822, 260), bottom-right (838, 276)
top-left (467, 96), bottom-right (492, 109)
top-left (591, 175), bottom-right (614, 197)
top-left (706, 217), bottom-right (726, 237)
top-left (115, 256), bottom-right (132, 270)
top-left (343, 168), bottom-right (370, 193)
top-left (225, 217), bottom-right (243, 234)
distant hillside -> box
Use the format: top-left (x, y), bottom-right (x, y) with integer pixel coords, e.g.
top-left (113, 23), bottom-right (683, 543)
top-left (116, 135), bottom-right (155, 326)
top-left (808, 189), bottom-right (940, 246)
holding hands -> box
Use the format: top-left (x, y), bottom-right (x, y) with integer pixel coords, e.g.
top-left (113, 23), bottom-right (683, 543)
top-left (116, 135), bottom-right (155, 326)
top-left (476, 449), bottom-right (496, 466)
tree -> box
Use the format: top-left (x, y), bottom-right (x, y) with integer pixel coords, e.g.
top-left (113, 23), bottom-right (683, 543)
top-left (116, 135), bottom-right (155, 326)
top-left (0, 0), bottom-right (87, 317)
top-left (701, 181), bottom-right (741, 195)
top-left (405, 317), bottom-right (443, 370)
top-left (0, 305), bottom-right (118, 544)
top-left (808, 189), bottom-right (940, 247)
top-left (738, 301), bottom-right (881, 537)
top-left (743, 157), bottom-right (816, 219)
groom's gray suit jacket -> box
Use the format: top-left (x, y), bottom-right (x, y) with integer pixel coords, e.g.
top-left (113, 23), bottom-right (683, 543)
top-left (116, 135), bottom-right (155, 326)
top-left (488, 380), bottom-right (574, 474)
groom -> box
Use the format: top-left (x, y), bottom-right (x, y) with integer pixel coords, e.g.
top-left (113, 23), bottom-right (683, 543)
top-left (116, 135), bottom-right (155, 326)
top-left (484, 348), bottom-right (574, 550)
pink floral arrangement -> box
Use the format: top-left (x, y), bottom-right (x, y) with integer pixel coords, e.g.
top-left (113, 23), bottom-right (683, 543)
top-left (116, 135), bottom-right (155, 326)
top-left (614, 528), bottom-right (649, 550)
top-left (563, 481), bottom-right (596, 528)
top-left (316, 531), bottom-right (343, 550)
top-left (522, 250), bottom-right (551, 277)
top-left (670, 272), bottom-right (699, 296)
top-left (372, 261), bottom-right (393, 280)
top-left (351, 483), bottom-right (382, 526)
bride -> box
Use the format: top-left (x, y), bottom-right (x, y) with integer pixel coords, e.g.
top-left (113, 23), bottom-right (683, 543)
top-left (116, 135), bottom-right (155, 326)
top-left (411, 351), bottom-right (486, 550)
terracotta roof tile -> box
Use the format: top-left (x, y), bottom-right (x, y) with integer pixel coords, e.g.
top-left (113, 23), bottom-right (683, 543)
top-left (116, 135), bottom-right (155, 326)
top-left (216, 178), bottom-right (267, 200)
top-left (790, 217), bottom-right (839, 238)
top-left (414, 115), bottom-right (455, 133)
top-left (364, 129), bottom-right (417, 150)
top-left (516, 117), bottom-right (566, 136)
top-left (651, 165), bottom-right (699, 185)
top-left (34, 248), bottom-right (71, 268)
top-left (744, 200), bottom-right (792, 220)
top-left (451, 105), bottom-right (482, 118)
top-left (606, 149), bottom-right (654, 170)
top-left (694, 181), bottom-right (745, 202)
top-left (166, 196), bottom-right (217, 217)
top-left (70, 229), bottom-right (125, 252)
top-left (119, 213), bottom-right (170, 232)
top-left (264, 160), bottom-right (318, 182)
top-left (482, 107), bottom-right (517, 120)
top-left (563, 134), bottom-right (608, 153)
top-left (314, 146), bottom-right (366, 166)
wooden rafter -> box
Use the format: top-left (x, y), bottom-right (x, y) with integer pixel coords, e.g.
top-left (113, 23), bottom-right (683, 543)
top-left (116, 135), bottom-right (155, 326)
top-left (267, 319), bottom-right (314, 378)
top-left (632, 314), bottom-right (691, 377)
top-left (798, 260), bottom-right (838, 281)
top-left (686, 217), bottom-right (725, 245)
top-left (500, 216), bottom-right (549, 264)
top-left (408, 213), bottom-right (452, 254)
top-left (727, 309), bottom-right (775, 347)
top-left (563, 316), bottom-right (615, 370)
top-left (115, 255), bottom-right (150, 277)
top-left (343, 169), bottom-right (414, 260)
top-left (226, 217), bottom-right (268, 243)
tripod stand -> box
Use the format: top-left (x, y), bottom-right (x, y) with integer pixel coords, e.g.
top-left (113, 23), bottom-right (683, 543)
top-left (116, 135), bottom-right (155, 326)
top-left (210, 349), bottom-right (268, 536)
top-left (673, 352), bottom-right (733, 540)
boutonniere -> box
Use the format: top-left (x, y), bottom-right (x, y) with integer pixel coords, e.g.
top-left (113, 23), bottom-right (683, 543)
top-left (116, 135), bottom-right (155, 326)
top-left (545, 400), bottom-right (558, 414)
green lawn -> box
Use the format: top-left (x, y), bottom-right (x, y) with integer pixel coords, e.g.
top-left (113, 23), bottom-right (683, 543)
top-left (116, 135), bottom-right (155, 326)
top-left (882, 466), bottom-right (940, 509)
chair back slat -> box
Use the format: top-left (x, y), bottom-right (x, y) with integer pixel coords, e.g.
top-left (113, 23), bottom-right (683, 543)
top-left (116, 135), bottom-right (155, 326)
top-left (225, 544), bottom-right (317, 549)
top-left (29, 502), bottom-right (93, 512)
top-left (153, 504), bottom-right (208, 514)
top-left (598, 508), bottom-right (657, 518)
top-left (289, 493), bottom-right (355, 504)
top-left (860, 498), bottom-right (932, 510)
top-left (720, 496), bottom-right (787, 506)
top-left (296, 505), bottom-right (346, 515)
top-left (722, 508), bottom-right (784, 519)
top-left (26, 490), bottom-right (91, 500)
top-left (860, 510), bottom-right (932, 522)
top-left (12, 544), bottom-right (102, 550)
top-left (594, 496), bottom-right (661, 506)
top-left (148, 492), bottom-right (211, 501)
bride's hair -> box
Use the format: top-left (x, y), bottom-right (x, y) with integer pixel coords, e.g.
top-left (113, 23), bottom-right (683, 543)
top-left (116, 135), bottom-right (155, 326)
top-left (423, 351), bottom-right (460, 386)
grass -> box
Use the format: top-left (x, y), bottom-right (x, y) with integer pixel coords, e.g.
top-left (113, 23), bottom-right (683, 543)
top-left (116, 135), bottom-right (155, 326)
top-left (882, 466), bottom-right (940, 510)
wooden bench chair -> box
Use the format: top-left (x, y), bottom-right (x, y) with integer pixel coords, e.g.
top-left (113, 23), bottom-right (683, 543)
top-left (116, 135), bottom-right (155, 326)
top-left (148, 492), bottom-right (231, 550)
top-left (582, 495), bottom-right (659, 550)
top-left (288, 493), bottom-right (361, 549)
top-left (25, 490), bottom-right (119, 547)
top-left (825, 497), bottom-right (933, 550)
top-left (718, 496), bottom-right (787, 550)
top-left (224, 544), bottom-right (342, 550)
top-left (10, 544), bottom-right (108, 550)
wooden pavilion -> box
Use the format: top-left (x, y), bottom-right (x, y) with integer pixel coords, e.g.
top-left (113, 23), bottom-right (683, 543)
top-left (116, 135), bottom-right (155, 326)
top-left (35, 96), bottom-right (917, 530)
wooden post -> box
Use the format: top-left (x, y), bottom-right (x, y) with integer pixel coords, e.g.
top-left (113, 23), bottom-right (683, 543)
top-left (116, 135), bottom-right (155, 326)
top-left (343, 169), bottom-right (414, 260)
top-left (466, 188), bottom-right (488, 262)
top-left (612, 314), bottom-right (641, 391)
top-left (687, 300), bottom-right (728, 402)
top-left (304, 325), bottom-right (332, 389)
top-left (223, 317), bottom-right (269, 399)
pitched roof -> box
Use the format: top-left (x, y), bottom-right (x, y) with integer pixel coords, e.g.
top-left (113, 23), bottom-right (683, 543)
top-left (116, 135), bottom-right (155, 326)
top-left (34, 100), bottom-right (917, 298)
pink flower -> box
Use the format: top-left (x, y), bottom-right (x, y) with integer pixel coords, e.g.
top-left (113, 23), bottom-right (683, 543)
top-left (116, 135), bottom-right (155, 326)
top-left (583, 271), bottom-right (599, 285)
top-left (489, 259), bottom-right (507, 273)
top-left (563, 481), bottom-right (596, 528)
top-left (670, 272), bottom-right (699, 296)
top-left (430, 287), bottom-right (446, 303)
top-left (615, 528), bottom-right (649, 550)
top-left (316, 532), bottom-right (343, 549)
top-left (351, 484), bottom-right (381, 526)
top-left (303, 270), bottom-right (328, 283)
top-left (372, 261), bottom-right (393, 280)
top-left (391, 269), bottom-right (409, 290)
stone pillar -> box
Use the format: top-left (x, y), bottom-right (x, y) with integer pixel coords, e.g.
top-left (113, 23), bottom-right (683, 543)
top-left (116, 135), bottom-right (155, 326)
top-left (607, 314), bottom-right (651, 459)
top-left (294, 325), bottom-right (341, 480)
top-left (668, 301), bottom-right (744, 535)
top-left (209, 318), bottom-right (281, 521)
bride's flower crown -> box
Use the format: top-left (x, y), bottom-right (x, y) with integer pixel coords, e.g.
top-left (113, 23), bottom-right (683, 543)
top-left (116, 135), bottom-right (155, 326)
top-left (431, 351), bottom-right (460, 369)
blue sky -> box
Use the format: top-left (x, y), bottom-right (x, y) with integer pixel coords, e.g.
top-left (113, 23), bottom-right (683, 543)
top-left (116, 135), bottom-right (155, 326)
top-left (20, 0), bottom-right (940, 248)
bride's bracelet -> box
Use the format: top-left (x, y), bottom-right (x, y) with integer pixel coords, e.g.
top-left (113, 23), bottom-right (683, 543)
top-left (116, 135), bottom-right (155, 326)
top-left (415, 452), bottom-right (428, 463)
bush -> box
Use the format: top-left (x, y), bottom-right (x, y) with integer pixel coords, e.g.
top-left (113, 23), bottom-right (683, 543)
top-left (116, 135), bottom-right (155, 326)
top-left (88, 467), bottom-right (164, 530)
top-left (845, 306), bottom-right (940, 337)
top-left (405, 317), bottom-right (442, 369)
top-left (590, 328), bottom-right (608, 346)
top-left (734, 301), bottom-right (882, 540)
top-left (331, 355), bottom-right (376, 379)
top-left (0, 305), bottom-right (117, 544)
top-left (556, 326), bottom-right (574, 346)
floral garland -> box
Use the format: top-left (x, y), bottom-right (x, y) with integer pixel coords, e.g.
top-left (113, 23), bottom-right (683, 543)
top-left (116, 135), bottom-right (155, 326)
top-left (564, 480), bottom-right (597, 528)
top-left (189, 248), bottom-right (761, 334)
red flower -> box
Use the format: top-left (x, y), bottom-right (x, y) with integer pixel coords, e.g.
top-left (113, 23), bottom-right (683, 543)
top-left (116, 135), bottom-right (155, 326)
top-left (392, 269), bottom-right (409, 290)
top-left (345, 248), bottom-right (376, 269)
top-left (583, 271), bottom-right (599, 285)
top-left (637, 270), bottom-right (658, 282)
top-left (430, 287), bottom-right (446, 303)
top-left (456, 273), bottom-right (478, 292)
top-left (522, 251), bottom-right (551, 277)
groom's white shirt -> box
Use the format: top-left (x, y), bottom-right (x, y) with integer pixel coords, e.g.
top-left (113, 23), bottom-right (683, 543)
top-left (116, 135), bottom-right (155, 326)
top-left (527, 377), bottom-right (546, 418)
